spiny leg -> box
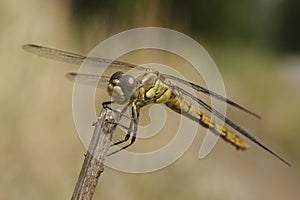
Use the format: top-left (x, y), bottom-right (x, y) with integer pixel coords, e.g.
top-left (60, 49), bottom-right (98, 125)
top-left (107, 104), bottom-right (139, 156)
top-left (102, 101), bottom-right (133, 146)
top-left (102, 101), bottom-right (131, 120)
top-left (108, 118), bottom-right (134, 148)
top-left (92, 101), bottom-right (116, 126)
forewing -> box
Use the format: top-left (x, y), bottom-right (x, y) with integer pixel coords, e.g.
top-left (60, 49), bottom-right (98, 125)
top-left (174, 84), bottom-right (290, 166)
top-left (23, 44), bottom-right (147, 71)
top-left (164, 74), bottom-right (261, 119)
top-left (66, 72), bottom-right (109, 86)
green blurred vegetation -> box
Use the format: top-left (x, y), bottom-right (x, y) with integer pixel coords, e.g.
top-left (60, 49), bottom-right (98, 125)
top-left (70, 0), bottom-right (300, 52)
top-left (1, 0), bottom-right (300, 200)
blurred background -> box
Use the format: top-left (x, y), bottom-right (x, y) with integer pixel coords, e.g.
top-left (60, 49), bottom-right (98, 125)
top-left (1, 0), bottom-right (300, 199)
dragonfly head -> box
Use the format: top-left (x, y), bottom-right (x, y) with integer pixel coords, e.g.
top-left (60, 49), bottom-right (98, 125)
top-left (107, 71), bottom-right (138, 104)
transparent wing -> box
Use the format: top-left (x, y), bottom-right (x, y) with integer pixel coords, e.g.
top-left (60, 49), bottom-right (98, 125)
top-left (173, 84), bottom-right (291, 166)
top-left (23, 44), bottom-right (259, 118)
top-left (24, 44), bottom-right (290, 166)
top-left (164, 74), bottom-right (261, 119)
top-left (22, 44), bottom-right (146, 71)
top-left (65, 72), bottom-right (109, 86)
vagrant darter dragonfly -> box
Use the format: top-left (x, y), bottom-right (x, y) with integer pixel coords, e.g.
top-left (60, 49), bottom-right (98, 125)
top-left (22, 44), bottom-right (291, 166)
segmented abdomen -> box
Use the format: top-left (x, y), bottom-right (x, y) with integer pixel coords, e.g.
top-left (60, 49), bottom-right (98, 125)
top-left (165, 91), bottom-right (249, 150)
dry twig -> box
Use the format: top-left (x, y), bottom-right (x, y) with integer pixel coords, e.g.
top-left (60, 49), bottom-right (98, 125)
top-left (71, 107), bottom-right (119, 200)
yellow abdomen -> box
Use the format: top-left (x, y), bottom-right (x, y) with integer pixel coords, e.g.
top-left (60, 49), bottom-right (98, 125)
top-left (165, 92), bottom-right (249, 150)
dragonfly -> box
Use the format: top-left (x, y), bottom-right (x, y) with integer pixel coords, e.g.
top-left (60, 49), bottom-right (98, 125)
top-left (22, 44), bottom-right (290, 166)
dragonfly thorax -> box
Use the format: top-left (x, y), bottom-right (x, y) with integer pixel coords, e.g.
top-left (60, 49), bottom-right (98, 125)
top-left (107, 71), bottom-right (138, 104)
top-left (22, 44), bottom-right (291, 166)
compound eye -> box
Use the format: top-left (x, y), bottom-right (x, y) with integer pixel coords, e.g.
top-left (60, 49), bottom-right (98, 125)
top-left (119, 74), bottom-right (137, 94)
top-left (109, 71), bottom-right (123, 85)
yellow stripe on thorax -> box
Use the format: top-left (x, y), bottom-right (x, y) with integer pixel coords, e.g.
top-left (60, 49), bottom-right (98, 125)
top-left (140, 73), bottom-right (249, 151)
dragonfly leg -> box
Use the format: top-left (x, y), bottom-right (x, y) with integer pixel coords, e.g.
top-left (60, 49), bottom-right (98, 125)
top-left (107, 104), bottom-right (139, 156)
top-left (106, 121), bottom-right (135, 133)
top-left (108, 119), bottom-right (133, 147)
top-left (102, 101), bottom-right (113, 108)
top-left (102, 102), bottom-right (133, 147)
top-left (92, 101), bottom-right (113, 126)
top-left (92, 101), bottom-right (116, 126)
top-left (102, 101), bottom-right (132, 120)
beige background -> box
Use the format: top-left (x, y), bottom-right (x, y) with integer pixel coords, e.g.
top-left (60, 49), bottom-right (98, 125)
top-left (1, 1), bottom-right (299, 199)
